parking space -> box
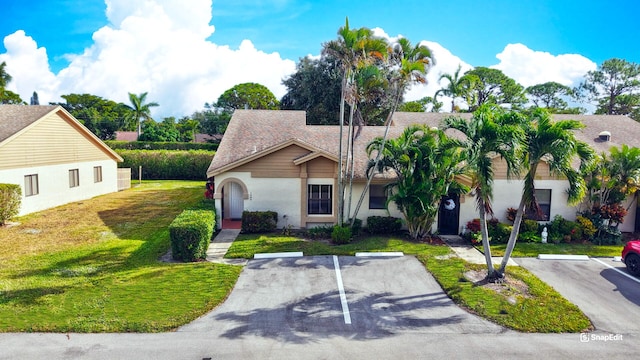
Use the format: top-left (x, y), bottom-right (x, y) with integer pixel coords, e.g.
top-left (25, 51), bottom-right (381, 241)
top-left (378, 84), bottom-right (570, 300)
top-left (179, 255), bottom-right (504, 339)
top-left (516, 257), bottom-right (640, 334)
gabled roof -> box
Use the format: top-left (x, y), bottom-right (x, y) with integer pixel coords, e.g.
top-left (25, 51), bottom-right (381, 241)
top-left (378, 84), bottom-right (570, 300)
top-left (206, 110), bottom-right (640, 180)
top-left (0, 104), bottom-right (123, 162)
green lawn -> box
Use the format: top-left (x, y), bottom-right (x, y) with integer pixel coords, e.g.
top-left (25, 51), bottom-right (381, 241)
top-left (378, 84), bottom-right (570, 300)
top-left (0, 181), bottom-right (241, 332)
top-left (488, 242), bottom-right (623, 258)
top-left (227, 233), bottom-right (592, 333)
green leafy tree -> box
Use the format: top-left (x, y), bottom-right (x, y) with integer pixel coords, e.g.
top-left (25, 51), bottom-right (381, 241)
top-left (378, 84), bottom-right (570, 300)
top-left (0, 61), bottom-right (11, 88)
top-left (435, 65), bottom-right (475, 112)
top-left (53, 93), bottom-right (130, 140)
top-left (126, 92), bottom-right (159, 140)
top-left (367, 125), bottom-right (467, 239)
top-left (399, 96), bottom-right (442, 112)
top-left (0, 61), bottom-right (24, 105)
top-left (138, 118), bottom-right (180, 142)
top-left (499, 109), bottom-right (594, 276)
top-left (177, 118), bottom-right (201, 142)
top-left (526, 82), bottom-right (575, 110)
top-left (191, 104), bottom-right (232, 135)
top-left (216, 83), bottom-right (279, 112)
top-left (444, 105), bottom-right (523, 281)
top-left (579, 58), bottom-right (640, 119)
top-left (464, 67), bottom-right (526, 111)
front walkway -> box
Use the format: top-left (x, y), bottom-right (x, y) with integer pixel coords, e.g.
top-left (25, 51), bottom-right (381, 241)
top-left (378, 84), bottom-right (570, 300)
top-left (206, 229), bottom-right (247, 265)
top-left (439, 235), bottom-right (519, 267)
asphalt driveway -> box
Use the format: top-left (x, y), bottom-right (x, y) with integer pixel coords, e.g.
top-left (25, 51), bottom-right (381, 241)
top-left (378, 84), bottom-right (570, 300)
top-left (516, 257), bottom-right (640, 334)
top-left (179, 255), bottom-right (505, 339)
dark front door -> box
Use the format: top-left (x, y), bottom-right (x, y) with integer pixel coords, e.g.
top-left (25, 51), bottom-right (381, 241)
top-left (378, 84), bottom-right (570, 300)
top-left (438, 194), bottom-right (460, 235)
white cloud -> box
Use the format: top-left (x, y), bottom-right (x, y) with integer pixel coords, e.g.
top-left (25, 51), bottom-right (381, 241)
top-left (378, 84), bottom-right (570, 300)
top-left (492, 43), bottom-right (596, 87)
top-left (1, 0), bottom-right (295, 118)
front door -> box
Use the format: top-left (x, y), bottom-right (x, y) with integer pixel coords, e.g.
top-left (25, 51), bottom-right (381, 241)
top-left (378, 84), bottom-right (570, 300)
top-left (438, 194), bottom-right (460, 235)
top-left (228, 182), bottom-right (244, 220)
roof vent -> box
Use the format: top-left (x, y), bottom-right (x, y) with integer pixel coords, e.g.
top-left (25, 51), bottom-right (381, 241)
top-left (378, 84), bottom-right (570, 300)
top-left (598, 131), bottom-right (611, 141)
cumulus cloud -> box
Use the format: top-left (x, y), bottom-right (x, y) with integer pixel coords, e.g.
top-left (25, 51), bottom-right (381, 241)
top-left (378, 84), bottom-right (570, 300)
top-left (1, 0), bottom-right (295, 118)
top-left (492, 43), bottom-right (596, 87)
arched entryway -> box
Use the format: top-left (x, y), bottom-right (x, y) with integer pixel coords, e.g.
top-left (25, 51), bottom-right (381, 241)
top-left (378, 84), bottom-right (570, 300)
top-left (215, 178), bottom-right (249, 229)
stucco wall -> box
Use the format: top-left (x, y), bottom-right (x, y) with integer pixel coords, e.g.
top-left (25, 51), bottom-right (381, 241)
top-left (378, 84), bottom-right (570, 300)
top-left (0, 159), bottom-right (119, 216)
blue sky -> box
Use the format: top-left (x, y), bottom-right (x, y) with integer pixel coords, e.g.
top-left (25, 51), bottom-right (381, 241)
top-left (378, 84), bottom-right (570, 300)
top-left (0, 0), bottom-right (638, 117)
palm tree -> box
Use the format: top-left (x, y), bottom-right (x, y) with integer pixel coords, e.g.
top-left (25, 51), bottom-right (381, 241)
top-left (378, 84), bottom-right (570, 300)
top-left (0, 61), bottom-right (11, 88)
top-left (366, 125), bottom-right (467, 239)
top-left (498, 109), bottom-right (594, 275)
top-left (435, 64), bottom-right (474, 112)
top-left (444, 105), bottom-right (524, 281)
top-left (350, 37), bottom-right (433, 225)
top-left (126, 92), bottom-right (159, 140)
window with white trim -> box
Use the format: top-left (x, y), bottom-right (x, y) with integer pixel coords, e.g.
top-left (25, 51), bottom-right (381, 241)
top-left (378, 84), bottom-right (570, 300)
top-left (94, 166), bottom-right (103, 183)
top-left (69, 169), bottom-right (80, 188)
top-left (24, 174), bottom-right (39, 196)
top-left (308, 184), bottom-right (332, 215)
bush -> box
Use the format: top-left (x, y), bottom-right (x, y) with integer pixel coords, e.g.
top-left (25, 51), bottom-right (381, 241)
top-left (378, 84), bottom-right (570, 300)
top-left (487, 219), bottom-right (512, 244)
top-left (305, 225), bottom-right (333, 239)
top-left (349, 218), bottom-right (362, 237)
top-left (519, 231), bottom-right (542, 243)
top-left (520, 219), bottom-right (540, 233)
top-left (117, 150), bottom-right (215, 180)
top-left (0, 184), bottom-right (21, 226)
top-left (576, 216), bottom-right (597, 240)
top-left (105, 140), bottom-right (218, 151)
top-left (169, 209), bottom-right (215, 262)
top-left (241, 211), bottom-right (277, 233)
top-left (367, 216), bottom-right (402, 234)
top-left (465, 218), bottom-right (481, 233)
top-left (331, 225), bottom-right (352, 244)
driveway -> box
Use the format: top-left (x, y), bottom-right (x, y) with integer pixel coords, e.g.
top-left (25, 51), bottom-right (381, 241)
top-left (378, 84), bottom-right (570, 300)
top-left (179, 255), bottom-right (505, 338)
top-left (516, 257), bottom-right (640, 334)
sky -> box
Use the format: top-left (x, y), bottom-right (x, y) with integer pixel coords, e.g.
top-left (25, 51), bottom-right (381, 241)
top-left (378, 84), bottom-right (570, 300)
top-left (0, 0), bottom-right (639, 118)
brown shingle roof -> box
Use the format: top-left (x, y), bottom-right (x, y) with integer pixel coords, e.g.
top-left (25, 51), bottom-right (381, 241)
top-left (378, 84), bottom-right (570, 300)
top-left (0, 105), bottom-right (58, 143)
top-left (206, 110), bottom-right (640, 179)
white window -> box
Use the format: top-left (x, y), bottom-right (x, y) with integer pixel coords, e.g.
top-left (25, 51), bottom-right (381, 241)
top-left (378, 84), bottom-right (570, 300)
top-left (24, 174), bottom-right (39, 196)
top-left (369, 184), bottom-right (387, 209)
top-left (308, 184), bottom-right (332, 215)
top-left (94, 166), bottom-right (103, 183)
top-left (69, 169), bottom-right (80, 188)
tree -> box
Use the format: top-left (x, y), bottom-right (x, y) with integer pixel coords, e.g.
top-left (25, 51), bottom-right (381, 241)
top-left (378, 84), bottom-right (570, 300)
top-left (498, 109), bottom-right (594, 276)
top-left (435, 65), bottom-right (475, 112)
top-left (216, 83), bottom-right (279, 112)
top-left (579, 58), bottom-right (640, 119)
top-left (177, 117), bottom-right (201, 142)
top-left (399, 96), bottom-right (443, 113)
top-left (138, 118), bottom-right (180, 142)
top-left (464, 67), bottom-right (526, 111)
top-left (0, 61), bottom-right (11, 88)
top-left (367, 125), bottom-right (467, 239)
top-left (126, 92), bottom-right (159, 140)
top-left (0, 61), bottom-right (24, 105)
top-left (444, 105), bottom-right (523, 281)
top-left (191, 103), bottom-right (231, 135)
top-left (526, 82), bottom-right (574, 110)
top-left (53, 93), bottom-right (130, 140)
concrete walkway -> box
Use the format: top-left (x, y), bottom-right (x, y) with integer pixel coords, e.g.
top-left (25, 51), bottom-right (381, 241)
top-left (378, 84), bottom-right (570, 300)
top-left (206, 229), bottom-right (247, 265)
top-left (439, 235), bottom-right (519, 267)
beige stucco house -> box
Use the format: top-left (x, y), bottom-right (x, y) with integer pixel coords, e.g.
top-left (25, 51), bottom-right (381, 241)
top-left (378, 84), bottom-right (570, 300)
top-left (0, 105), bottom-right (124, 216)
top-left (206, 109), bottom-right (640, 233)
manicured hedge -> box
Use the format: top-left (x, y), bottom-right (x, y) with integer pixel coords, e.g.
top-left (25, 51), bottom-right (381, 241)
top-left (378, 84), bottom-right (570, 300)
top-left (105, 140), bottom-right (218, 151)
top-left (169, 209), bottom-right (215, 262)
top-left (366, 216), bottom-right (402, 234)
top-left (117, 150), bottom-right (215, 180)
top-left (0, 184), bottom-right (21, 226)
top-left (241, 211), bottom-right (278, 233)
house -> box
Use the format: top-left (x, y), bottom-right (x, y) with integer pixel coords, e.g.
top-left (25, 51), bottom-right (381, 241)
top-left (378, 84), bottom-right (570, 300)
top-left (206, 110), bottom-right (640, 233)
top-left (0, 105), bottom-right (124, 216)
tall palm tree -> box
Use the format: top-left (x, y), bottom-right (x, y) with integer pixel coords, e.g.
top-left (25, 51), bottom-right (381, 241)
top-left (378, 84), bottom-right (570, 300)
top-left (498, 109), bottom-right (594, 275)
top-left (0, 61), bottom-right (11, 88)
top-left (435, 64), bottom-right (474, 112)
top-left (444, 105), bottom-right (524, 281)
top-left (350, 37), bottom-right (433, 225)
top-left (126, 92), bottom-right (159, 140)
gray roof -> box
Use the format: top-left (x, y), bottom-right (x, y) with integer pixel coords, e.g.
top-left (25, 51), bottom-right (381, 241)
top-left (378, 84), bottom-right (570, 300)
top-left (206, 110), bottom-right (640, 179)
top-left (0, 105), bottom-right (58, 143)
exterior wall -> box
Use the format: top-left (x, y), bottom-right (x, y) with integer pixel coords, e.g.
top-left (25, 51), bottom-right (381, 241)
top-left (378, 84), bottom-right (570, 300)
top-left (344, 182), bottom-right (404, 226)
top-left (0, 112), bottom-right (115, 170)
top-left (0, 159), bottom-right (119, 216)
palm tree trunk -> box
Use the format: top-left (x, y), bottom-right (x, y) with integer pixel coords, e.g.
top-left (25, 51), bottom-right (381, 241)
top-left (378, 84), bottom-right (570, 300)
top-left (499, 196), bottom-right (526, 273)
top-left (479, 197), bottom-right (495, 278)
top-left (337, 74), bottom-right (348, 225)
top-left (345, 102), bottom-right (356, 222)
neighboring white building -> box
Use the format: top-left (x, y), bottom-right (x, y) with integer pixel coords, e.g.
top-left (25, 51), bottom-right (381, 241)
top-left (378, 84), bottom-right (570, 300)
top-left (0, 105), bottom-right (124, 216)
top-left (206, 110), bottom-right (640, 233)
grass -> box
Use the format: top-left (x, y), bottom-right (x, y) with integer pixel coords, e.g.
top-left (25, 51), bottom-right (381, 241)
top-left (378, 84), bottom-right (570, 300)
top-left (488, 242), bottom-right (623, 258)
top-left (0, 181), bottom-right (242, 332)
top-left (227, 233), bottom-right (592, 332)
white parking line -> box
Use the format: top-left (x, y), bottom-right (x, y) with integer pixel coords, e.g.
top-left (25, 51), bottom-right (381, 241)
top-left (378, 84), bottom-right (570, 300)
top-left (591, 258), bottom-right (640, 285)
top-left (333, 255), bottom-right (352, 324)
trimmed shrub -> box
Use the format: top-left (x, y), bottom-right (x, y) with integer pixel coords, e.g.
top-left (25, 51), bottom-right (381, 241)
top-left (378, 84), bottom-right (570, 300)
top-left (105, 140), bottom-right (218, 151)
top-left (241, 211), bottom-right (277, 233)
top-left (366, 216), bottom-right (402, 234)
top-left (0, 184), bottom-right (21, 226)
top-left (487, 219), bottom-right (512, 244)
top-left (520, 219), bottom-right (540, 233)
top-left (305, 225), bottom-right (333, 239)
top-left (349, 218), bottom-right (362, 237)
top-left (117, 149), bottom-right (215, 180)
top-left (331, 225), bottom-right (352, 244)
top-left (169, 209), bottom-right (215, 262)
